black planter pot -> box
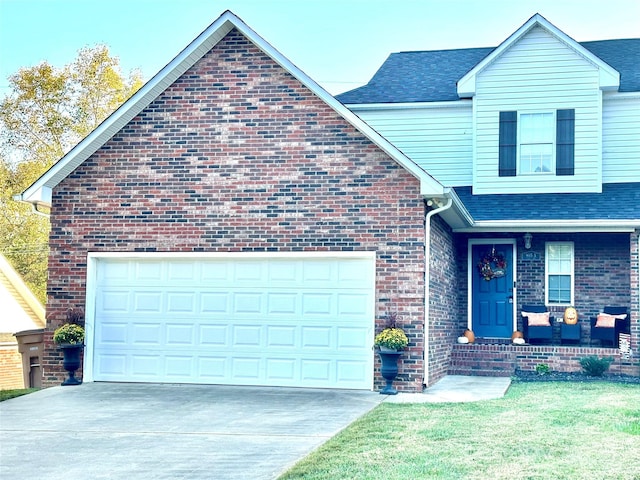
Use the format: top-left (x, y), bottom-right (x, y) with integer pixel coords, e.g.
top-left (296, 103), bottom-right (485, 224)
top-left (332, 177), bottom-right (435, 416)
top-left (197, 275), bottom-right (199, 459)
top-left (378, 351), bottom-right (402, 395)
top-left (59, 344), bottom-right (83, 386)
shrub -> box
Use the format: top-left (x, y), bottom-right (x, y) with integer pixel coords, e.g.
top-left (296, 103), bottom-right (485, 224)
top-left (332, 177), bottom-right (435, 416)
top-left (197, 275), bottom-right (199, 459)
top-left (579, 356), bottom-right (614, 376)
top-left (535, 363), bottom-right (550, 375)
top-left (53, 323), bottom-right (85, 345)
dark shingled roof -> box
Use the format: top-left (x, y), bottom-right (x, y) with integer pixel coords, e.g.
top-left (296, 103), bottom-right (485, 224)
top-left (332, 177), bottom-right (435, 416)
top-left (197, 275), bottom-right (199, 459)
top-left (337, 39), bottom-right (640, 104)
top-left (454, 183), bottom-right (640, 222)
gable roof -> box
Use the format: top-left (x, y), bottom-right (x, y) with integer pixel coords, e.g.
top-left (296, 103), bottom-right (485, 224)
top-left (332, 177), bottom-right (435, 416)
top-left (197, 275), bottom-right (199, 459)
top-left (456, 14), bottom-right (619, 98)
top-left (0, 254), bottom-right (45, 338)
top-left (337, 19), bottom-right (638, 104)
top-left (17, 10), bottom-right (444, 208)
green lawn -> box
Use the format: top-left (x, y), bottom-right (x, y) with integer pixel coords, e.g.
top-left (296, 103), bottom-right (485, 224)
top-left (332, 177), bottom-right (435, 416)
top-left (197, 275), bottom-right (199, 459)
top-left (280, 382), bottom-right (640, 480)
top-left (0, 388), bottom-right (38, 402)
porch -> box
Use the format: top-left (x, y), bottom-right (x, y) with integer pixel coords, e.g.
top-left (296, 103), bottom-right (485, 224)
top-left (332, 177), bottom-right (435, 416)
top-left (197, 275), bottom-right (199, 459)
top-left (448, 341), bottom-right (637, 377)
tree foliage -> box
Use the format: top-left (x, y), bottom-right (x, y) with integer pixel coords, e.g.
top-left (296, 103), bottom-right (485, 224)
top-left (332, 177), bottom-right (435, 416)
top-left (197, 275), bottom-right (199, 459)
top-left (0, 45), bottom-right (143, 303)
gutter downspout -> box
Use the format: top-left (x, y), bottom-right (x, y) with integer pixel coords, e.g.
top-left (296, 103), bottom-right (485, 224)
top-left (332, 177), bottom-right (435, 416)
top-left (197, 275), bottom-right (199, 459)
top-left (423, 197), bottom-right (452, 387)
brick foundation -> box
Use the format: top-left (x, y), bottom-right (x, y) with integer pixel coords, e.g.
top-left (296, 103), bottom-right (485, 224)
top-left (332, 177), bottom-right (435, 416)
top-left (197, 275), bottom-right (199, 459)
top-left (449, 343), bottom-right (639, 377)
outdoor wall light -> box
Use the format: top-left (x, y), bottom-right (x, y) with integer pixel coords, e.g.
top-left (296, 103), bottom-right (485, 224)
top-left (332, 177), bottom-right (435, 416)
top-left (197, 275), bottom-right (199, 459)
top-left (523, 232), bottom-right (532, 249)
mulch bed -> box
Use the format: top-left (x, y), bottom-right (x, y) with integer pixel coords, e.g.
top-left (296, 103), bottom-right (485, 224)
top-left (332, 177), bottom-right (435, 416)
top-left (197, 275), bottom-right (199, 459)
top-left (514, 370), bottom-right (640, 385)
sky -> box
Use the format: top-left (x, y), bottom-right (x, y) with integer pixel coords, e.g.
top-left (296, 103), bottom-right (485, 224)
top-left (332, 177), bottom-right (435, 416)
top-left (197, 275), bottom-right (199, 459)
top-left (1, 0), bottom-right (639, 97)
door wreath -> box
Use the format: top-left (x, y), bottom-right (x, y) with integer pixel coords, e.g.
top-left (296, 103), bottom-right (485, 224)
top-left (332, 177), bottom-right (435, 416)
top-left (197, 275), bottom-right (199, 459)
top-left (477, 248), bottom-right (507, 281)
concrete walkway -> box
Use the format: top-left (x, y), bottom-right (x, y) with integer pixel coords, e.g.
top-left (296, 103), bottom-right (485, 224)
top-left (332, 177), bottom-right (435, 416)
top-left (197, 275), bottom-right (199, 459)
top-left (0, 376), bottom-right (509, 479)
top-left (385, 375), bottom-right (512, 403)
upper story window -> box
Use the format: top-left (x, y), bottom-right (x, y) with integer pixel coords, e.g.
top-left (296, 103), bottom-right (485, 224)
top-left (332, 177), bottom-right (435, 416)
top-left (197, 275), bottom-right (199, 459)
top-left (545, 242), bottom-right (574, 306)
top-left (499, 109), bottom-right (574, 177)
top-left (519, 112), bottom-right (554, 174)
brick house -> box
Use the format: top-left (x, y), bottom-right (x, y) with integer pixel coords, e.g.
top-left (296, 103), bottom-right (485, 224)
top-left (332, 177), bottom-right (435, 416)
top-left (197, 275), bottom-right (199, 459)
top-left (18, 12), bottom-right (639, 391)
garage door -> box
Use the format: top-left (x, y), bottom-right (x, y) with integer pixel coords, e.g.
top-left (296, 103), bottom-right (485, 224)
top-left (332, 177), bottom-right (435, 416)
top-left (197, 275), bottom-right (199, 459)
top-left (88, 254), bottom-right (375, 389)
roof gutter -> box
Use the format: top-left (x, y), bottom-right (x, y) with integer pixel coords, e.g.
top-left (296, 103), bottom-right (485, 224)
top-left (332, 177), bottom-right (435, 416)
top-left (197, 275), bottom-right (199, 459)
top-left (454, 219), bottom-right (640, 233)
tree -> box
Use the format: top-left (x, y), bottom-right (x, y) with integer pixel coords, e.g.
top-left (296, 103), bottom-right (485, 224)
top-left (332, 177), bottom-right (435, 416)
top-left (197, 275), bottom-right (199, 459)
top-left (0, 45), bottom-right (143, 303)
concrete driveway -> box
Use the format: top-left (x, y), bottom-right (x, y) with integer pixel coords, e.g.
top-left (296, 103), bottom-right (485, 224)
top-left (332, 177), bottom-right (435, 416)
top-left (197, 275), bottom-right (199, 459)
top-left (1, 383), bottom-right (384, 479)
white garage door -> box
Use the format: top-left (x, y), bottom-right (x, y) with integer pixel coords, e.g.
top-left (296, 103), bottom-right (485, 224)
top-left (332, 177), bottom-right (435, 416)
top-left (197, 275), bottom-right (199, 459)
top-left (88, 254), bottom-right (375, 389)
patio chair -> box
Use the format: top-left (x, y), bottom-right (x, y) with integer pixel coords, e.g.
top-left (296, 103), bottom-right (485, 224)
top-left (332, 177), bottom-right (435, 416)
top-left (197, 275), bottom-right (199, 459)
top-left (590, 306), bottom-right (630, 347)
top-left (521, 305), bottom-right (554, 344)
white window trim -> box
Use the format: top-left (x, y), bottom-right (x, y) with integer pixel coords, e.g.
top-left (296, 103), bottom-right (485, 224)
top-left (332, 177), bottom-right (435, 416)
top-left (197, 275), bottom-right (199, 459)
top-left (517, 110), bottom-right (556, 175)
top-left (545, 241), bottom-right (574, 306)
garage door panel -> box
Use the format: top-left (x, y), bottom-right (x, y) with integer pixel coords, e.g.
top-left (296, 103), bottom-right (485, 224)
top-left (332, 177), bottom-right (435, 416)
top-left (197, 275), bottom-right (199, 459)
top-left (232, 357), bottom-right (261, 379)
top-left (267, 293), bottom-right (297, 314)
top-left (266, 326), bottom-right (296, 347)
top-left (166, 292), bottom-right (196, 313)
top-left (200, 292), bottom-right (229, 313)
top-left (166, 356), bottom-right (194, 377)
top-left (302, 294), bottom-right (333, 315)
top-left (92, 256), bottom-right (374, 389)
top-left (337, 361), bottom-right (369, 383)
top-left (97, 322), bottom-right (128, 344)
top-left (266, 358), bottom-right (296, 380)
top-left (234, 261), bottom-right (264, 282)
top-left (198, 357), bottom-right (227, 378)
top-left (167, 261), bottom-right (195, 281)
top-left (232, 325), bottom-right (261, 347)
top-left (337, 327), bottom-right (370, 348)
top-left (199, 325), bottom-right (228, 345)
top-left (301, 326), bottom-right (331, 348)
top-left (233, 292), bottom-right (263, 314)
top-left (338, 293), bottom-right (369, 315)
top-left (131, 355), bottom-right (160, 376)
top-left (135, 262), bottom-right (163, 281)
top-left (134, 292), bottom-right (162, 312)
top-left (98, 291), bottom-right (130, 312)
top-left (96, 354), bottom-right (127, 376)
top-left (166, 324), bottom-right (195, 345)
top-left (301, 360), bottom-right (331, 382)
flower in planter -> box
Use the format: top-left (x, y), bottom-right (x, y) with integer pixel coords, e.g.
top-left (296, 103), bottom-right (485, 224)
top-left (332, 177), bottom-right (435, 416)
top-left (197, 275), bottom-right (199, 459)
top-left (53, 323), bottom-right (85, 345)
top-left (374, 327), bottom-right (408, 351)
top-left (374, 312), bottom-right (408, 351)
top-left (52, 307), bottom-right (85, 345)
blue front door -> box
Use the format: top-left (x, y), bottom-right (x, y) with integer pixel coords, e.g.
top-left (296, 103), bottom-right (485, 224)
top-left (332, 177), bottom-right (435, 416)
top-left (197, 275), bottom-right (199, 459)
top-left (471, 243), bottom-right (514, 338)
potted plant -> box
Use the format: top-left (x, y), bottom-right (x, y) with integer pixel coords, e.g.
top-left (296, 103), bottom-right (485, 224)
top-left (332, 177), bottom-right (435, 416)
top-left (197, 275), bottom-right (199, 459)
top-left (53, 308), bottom-right (85, 386)
top-left (374, 313), bottom-right (409, 352)
top-left (374, 312), bottom-right (408, 395)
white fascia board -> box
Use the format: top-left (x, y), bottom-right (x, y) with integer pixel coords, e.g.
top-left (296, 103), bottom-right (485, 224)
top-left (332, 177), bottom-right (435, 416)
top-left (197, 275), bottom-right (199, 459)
top-left (454, 219), bottom-right (640, 233)
top-left (604, 91), bottom-right (640, 102)
top-left (20, 10), bottom-right (444, 207)
top-left (456, 13), bottom-right (620, 98)
top-left (346, 100), bottom-right (472, 111)
top-left (16, 185), bottom-right (52, 205)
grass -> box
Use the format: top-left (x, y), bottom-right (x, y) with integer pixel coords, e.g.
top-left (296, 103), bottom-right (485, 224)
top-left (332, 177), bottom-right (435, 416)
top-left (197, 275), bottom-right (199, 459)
top-left (0, 388), bottom-right (38, 402)
top-left (279, 382), bottom-right (640, 480)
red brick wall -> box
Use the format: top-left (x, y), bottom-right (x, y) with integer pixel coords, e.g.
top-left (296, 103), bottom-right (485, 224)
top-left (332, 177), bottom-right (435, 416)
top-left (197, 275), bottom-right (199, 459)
top-left (44, 29), bottom-right (426, 391)
top-left (0, 344), bottom-right (25, 389)
top-left (426, 214), bottom-right (458, 385)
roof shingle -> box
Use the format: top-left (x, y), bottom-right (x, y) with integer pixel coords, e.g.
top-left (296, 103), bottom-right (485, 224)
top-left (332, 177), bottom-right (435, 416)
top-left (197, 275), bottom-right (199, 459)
top-left (453, 183), bottom-right (640, 222)
top-left (337, 39), bottom-right (640, 104)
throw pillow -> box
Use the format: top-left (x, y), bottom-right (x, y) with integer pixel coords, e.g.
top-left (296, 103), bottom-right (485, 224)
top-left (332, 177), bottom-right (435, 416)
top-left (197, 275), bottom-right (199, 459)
top-left (522, 311), bottom-right (550, 326)
top-left (595, 313), bottom-right (626, 328)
